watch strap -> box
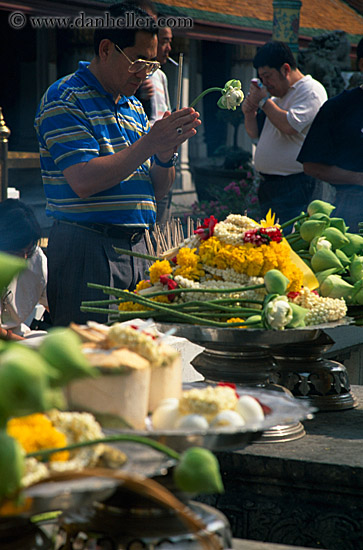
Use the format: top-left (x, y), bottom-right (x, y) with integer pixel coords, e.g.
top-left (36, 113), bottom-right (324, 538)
top-left (154, 153), bottom-right (178, 168)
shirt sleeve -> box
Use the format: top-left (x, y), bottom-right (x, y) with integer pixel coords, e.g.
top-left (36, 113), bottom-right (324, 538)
top-left (35, 98), bottom-right (101, 172)
top-left (297, 101), bottom-right (334, 165)
top-left (286, 84), bottom-right (327, 134)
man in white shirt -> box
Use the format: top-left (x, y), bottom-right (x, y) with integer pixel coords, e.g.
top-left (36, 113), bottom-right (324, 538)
top-left (242, 41), bottom-right (327, 225)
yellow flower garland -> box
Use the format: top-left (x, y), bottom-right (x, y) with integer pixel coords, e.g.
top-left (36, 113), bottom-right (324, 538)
top-left (7, 414), bottom-right (69, 462)
top-left (173, 247), bottom-right (205, 281)
top-left (149, 260), bottom-right (172, 284)
top-left (199, 238), bottom-right (303, 292)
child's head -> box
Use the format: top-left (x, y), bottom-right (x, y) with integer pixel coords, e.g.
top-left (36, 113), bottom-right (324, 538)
top-left (0, 199), bottom-right (41, 258)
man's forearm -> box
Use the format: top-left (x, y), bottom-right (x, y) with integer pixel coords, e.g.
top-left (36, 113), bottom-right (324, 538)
top-left (150, 164), bottom-right (175, 201)
top-left (243, 111), bottom-right (259, 139)
top-left (262, 100), bottom-right (297, 135)
top-left (63, 134), bottom-right (155, 199)
top-left (303, 162), bottom-right (363, 186)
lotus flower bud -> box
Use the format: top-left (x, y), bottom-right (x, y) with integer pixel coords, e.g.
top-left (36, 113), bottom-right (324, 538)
top-left (349, 255), bottom-right (363, 283)
top-left (341, 233), bottom-right (363, 258)
top-left (307, 200), bottom-right (335, 217)
top-left (330, 217), bottom-right (348, 234)
top-left (352, 280), bottom-right (363, 305)
top-left (320, 275), bottom-right (354, 300)
top-left (173, 447), bottom-right (224, 494)
top-left (244, 314), bottom-right (263, 327)
top-left (300, 220), bottom-right (327, 242)
top-left (286, 302), bottom-right (308, 328)
top-left (0, 432), bottom-right (24, 500)
top-left (309, 236), bottom-right (332, 256)
top-left (39, 328), bottom-right (98, 386)
top-left (264, 296), bottom-right (293, 330)
top-left (311, 249), bottom-right (343, 272)
top-left (309, 213), bottom-right (331, 223)
top-left (290, 236), bottom-right (309, 252)
top-left (264, 269), bottom-right (290, 294)
top-left (316, 267), bottom-right (341, 284)
top-left (322, 227), bottom-right (349, 250)
top-left (0, 347), bottom-right (51, 421)
top-left (335, 249), bottom-right (350, 267)
top-left (0, 252), bottom-right (27, 295)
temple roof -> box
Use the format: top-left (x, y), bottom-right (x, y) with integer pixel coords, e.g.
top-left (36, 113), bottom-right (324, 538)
top-left (154, 0), bottom-right (363, 43)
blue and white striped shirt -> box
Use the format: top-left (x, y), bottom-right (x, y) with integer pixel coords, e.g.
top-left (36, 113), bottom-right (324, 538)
top-left (34, 61), bottom-right (156, 228)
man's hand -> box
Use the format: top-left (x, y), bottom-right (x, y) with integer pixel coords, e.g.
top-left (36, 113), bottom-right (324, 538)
top-left (138, 78), bottom-right (154, 101)
top-left (147, 107), bottom-right (201, 162)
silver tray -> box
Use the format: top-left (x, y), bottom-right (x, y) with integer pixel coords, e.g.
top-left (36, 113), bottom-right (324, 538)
top-left (107, 386), bottom-right (316, 453)
top-left (155, 319), bottom-right (352, 350)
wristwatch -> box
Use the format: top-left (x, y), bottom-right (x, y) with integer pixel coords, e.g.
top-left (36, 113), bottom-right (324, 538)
top-left (154, 153), bottom-right (179, 168)
top-left (259, 95), bottom-right (270, 109)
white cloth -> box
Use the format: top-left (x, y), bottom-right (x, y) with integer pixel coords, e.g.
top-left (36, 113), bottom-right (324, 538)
top-left (148, 69), bottom-right (171, 124)
top-left (254, 75), bottom-right (328, 176)
top-left (1, 247), bottom-right (48, 336)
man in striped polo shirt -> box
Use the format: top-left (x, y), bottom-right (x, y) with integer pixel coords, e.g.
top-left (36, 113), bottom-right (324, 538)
top-left (34, 2), bottom-right (201, 327)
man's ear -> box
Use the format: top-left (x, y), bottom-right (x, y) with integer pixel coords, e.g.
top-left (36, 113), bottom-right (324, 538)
top-left (281, 63), bottom-right (291, 78)
top-left (358, 57), bottom-right (363, 73)
top-left (98, 39), bottom-right (113, 61)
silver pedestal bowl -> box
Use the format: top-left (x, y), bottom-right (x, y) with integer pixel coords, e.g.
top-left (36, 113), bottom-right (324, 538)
top-left (156, 322), bottom-right (356, 441)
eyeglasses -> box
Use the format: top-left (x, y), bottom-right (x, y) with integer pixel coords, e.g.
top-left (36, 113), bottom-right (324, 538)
top-left (114, 43), bottom-right (161, 76)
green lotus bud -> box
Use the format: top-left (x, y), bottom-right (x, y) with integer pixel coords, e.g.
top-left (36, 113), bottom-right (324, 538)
top-left (307, 200), bottom-right (335, 217)
top-left (173, 447), bottom-right (224, 494)
top-left (329, 217), bottom-right (348, 234)
top-left (286, 303), bottom-right (308, 328)
top-left (0, 347), bottom-right (51, 420)
top-left (322, 227), bottom-right (349, 250)
top-left (316, 268), bottom-right (341, 284)
top-left (290, 237), bottom-right (309, 252)
top-left (300, 220), bottom-right (327, 242)
top-left (309, 236), bottom-right (332, 256)
top-left (244, 314), bottom-right (263, 327)
top-left (311, 249), bottom-right (343, 272)
top-left (335, 249), bottom-right (350, 267)
top-left (0, 252), bottom-right (27, 295)
top-left (351, 280), bottom-right (363, 305)
top-left (320, 275), bottom-right (354, 300)
top-left (350, 255), bottom-right (363, 283)
top-left (0, 432), bottom-right (24, 500)
top-left (264, 269), bottom-right (290, 294)
top-left (309, 213), bottom-right (331, 223)
top-left (340, 233), bottom-right (363, 258)
top-left (39, 327), bottom-right (98, 386)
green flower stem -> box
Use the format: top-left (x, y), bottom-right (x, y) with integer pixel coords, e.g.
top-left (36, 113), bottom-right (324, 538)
top-left (94, 286), bottom-right (258, 327)
top-left (189, 87), bottom-right (223, 109)
top-left (280, 213), bottom-right (307, 230)
top-left (81, 299), bottom-right (121, 306)
top-left (113, 247), bottom-right (160, 263)
top-left (26, 434), bottom-right (180, 462)
top-left (137, 284), bottom-right (265, 298)
top-left (80, 306), bottom-right (120, 316)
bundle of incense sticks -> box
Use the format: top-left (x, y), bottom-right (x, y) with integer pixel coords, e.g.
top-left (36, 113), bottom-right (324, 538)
top-left (145, 216), bottom-right (201, 257)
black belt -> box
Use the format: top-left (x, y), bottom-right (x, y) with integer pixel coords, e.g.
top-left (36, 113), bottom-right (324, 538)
top-left (56, 220), bottom-right (147, 243)
top-left (260, 172), bottom-right (305, 181)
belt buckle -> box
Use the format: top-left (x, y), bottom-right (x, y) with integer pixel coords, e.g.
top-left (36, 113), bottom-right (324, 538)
top-left (130, 231), bottom-right (142, 243)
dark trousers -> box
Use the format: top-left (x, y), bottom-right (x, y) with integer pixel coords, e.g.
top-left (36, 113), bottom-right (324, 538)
top-left (258, 172), bottom-right (316, 225)
top-left (46, 221), bottom-right (151, 327)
